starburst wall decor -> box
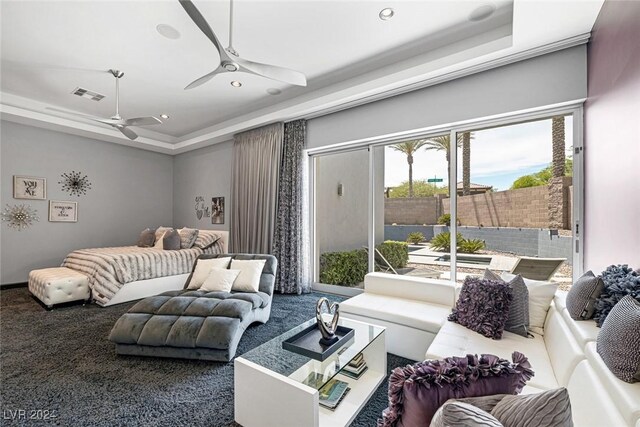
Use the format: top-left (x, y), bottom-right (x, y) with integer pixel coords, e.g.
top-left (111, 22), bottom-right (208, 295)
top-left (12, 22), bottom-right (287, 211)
top-left (59, 171), bottom-right (92, 197)
top-left (1, 204), bottom-right (39, 231)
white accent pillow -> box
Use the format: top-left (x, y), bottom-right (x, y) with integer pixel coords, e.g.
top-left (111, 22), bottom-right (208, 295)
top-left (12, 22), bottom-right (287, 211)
top-left (200, 268), bottom-right (240, 292)
top-left (187, 257), bottom-right (232, 289)
top-left (502, 272), bottom-right (558, 335)
top-left (153, 227), bottom-right (172, 248)
top-left (230, 259), bottom-right (266, 293)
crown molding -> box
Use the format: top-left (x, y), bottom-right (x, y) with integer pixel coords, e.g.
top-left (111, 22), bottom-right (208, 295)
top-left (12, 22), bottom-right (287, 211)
top-left (1, 32), bottom-right (590, 156)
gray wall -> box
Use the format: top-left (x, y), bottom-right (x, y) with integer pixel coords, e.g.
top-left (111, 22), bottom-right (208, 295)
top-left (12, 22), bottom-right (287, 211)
top-left (1, 121), bottom-right (174, 284)
top-left (315, 149), bottom-right (384, 254)
top-left (172, 140), bottom-right (233, 232)
top-left (307, 46), bottom-right (587, 149)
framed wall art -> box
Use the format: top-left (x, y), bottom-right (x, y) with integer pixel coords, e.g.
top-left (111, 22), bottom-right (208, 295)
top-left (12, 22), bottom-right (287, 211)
top-left (13, 176), bottom-right (46, 200)
top-left (212, 197), bottom-right (225, 224)
top-left (49, 200), bottom-right (78, 222)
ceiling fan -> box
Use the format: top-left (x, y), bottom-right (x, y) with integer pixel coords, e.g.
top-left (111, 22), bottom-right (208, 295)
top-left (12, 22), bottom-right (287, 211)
top-left (179, 0), bottom-right (307, 89)
top-left (47, 69), bottom-right (162, 140)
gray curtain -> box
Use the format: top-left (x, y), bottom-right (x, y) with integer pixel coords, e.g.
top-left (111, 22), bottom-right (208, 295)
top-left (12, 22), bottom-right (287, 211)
top-left (230, 122), bottom-right (284, 254)
top-left (272, 120), bottom-right (311, 294)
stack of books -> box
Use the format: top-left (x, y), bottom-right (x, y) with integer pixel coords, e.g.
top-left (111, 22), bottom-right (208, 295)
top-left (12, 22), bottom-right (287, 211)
top-left (341, 353), bottom-right (368, 379)
top-left (318, 378), bottom-right (351, 411)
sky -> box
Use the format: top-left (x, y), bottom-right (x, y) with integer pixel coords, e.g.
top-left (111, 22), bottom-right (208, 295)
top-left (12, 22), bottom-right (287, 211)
top-left (384, 116), bottom-right (574, 191)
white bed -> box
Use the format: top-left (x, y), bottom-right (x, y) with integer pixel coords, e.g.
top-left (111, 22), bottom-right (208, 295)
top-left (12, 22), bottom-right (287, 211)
top-left (61, 230), bottom-right (228, 307)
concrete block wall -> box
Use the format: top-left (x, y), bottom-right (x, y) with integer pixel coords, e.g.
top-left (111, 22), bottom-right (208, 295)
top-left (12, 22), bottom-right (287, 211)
top-left (384, 196), bottom-right (442, 225)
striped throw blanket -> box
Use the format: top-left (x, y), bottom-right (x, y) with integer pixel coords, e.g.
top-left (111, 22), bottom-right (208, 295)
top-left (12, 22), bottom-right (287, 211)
top-left (61, 240), bottom-right (223, 305)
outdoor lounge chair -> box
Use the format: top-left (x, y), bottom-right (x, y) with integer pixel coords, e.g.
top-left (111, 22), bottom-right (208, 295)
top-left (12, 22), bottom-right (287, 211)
top-left (510, 256), bottom-right (566, 281)
top-left (363, 246), bottom-right (398, 274)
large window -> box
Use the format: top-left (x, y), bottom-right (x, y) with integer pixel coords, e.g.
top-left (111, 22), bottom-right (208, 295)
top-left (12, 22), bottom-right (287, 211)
top-left (310, 108), bottom-right (583, 292)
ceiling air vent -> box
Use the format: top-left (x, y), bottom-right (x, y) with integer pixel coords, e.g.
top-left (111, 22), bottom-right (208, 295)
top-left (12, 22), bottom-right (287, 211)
top-left (71, 87), bottom-right (105, 101)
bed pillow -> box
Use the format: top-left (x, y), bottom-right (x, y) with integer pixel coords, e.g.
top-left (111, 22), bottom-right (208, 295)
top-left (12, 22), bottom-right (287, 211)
top-left (162, 229), bottom-right (181, 251)
top-left (137, 228), bottom-right (156, 247)
top-left (186, 257), bottom-right (232, 289)
top-left (153, 226), bottom-right (172, 249)
top-left (194, 230), bottom-right (221, 250)
top-left (490, 387), bottom-right (573, 427)
top-left (449, 277), bottom-right (513, 340)
top-left (199, 268), bottom-right (240, 292)
top-left (501, 272), bottom-right (557, 335)
top-left (566, 270), bottom-right (604, 320)
top-left (230, 259), bottom-right (266, 293)
top-left (484, 270), bottom-right (530, 337)
top-left (596, 295), bottom-right (640, 383)
top-left (177, 227), bottom-right (199, 249)
top-left (379, 352), bottom-right (534, 427)
top-left (430, 401), bottom-right (504, 427)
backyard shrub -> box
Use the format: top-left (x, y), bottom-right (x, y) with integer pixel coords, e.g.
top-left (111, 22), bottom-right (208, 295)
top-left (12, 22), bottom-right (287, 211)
top-left (319, 249), bottom-right (368, 286)
top-left (437, 214), bottom-right (451, 225)
top-left (429, 232), bottom-right (463, 252)
top-left (377, 241), bottom-right (409, 269)
top-left (406, 232), bottom-right (425, 244)
top-left (459, 238), bottom-right (486, 254)
top-left (319, 241), bottom-right (409, 286)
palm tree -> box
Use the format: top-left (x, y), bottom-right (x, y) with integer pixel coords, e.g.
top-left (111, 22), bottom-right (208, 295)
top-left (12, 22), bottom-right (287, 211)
top-left (551, 117), bottom-right (565, 179)
top-left (390, 140), bottom-right (428, 197)
top-left (462, 132), bottom-right (471, 196)
top-left (423, 134), bottom-right (464, 190)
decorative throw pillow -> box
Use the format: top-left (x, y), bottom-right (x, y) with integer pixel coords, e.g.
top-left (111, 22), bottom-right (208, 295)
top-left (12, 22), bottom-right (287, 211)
top-left (566, 270), bottom-right (604, 320)
top-left (137, 228), bottom-right (156, 247)
top-left (153, 226), bottom-right (172, 249)
top-left (199, 268), bottom-right (240, 292)
top-left (177, 227), bottom-right (199, 249)
top-left (186, 257), bottom-right (232, 289)
top-left (501, 272), bottom-right (557, 335)
top-left (484, 270), bottom-right (530, 337)
top-left (449, 277), bottom-right (513, 339)
top-left (379, 352), bottom-right (534, 427)
top-left (596, 295), bottom-right (640, 383)
top-left (230, 259), bottom-right (266, 293)
top-left (594, 264), bottom-right (640, 327)
top-left (491, 387), bottom-right (573, 427)
top-left (162, 229), bottom-right (181, 250)
top-left (430, 401), bottom-right (504, 427)
top-left (193, 230), bottom-right (221, 250)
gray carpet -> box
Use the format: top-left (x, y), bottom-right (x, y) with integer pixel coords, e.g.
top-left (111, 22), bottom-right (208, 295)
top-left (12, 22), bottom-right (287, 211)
top-left (0, 288), bottom-right (413, 426)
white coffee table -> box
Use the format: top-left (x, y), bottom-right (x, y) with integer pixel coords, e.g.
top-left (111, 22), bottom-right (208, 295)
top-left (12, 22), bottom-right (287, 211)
top-left (235, 316), bottom-right (386, 427)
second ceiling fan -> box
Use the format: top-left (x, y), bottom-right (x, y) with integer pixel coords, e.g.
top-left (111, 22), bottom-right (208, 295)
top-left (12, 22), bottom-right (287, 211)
top-left (179, 0), bottom-right (307, 89)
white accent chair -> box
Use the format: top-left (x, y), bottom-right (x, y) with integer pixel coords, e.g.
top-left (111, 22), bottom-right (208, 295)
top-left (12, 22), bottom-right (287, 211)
top-left (340, 272), bottom-right (640, 427)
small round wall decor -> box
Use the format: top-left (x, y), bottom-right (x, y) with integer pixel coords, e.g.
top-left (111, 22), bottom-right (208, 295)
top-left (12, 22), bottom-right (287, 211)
top-left (59, 171), bottom-right (92, 197)
top-left (1, 204), bottom-right (39, 231)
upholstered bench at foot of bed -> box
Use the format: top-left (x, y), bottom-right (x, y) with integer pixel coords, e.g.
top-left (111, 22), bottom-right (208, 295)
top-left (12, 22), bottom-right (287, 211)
top-left (108, 289), bottom-right (272, 361)
top-left (28, 267), bottom-right (90, 309)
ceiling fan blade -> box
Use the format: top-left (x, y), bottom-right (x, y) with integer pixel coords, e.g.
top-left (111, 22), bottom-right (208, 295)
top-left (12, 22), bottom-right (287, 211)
top-left (236, 56), bottom-right (307, 87)
top-left (179, 0), bottom-right (229, 60)
top-left (184, 66), bottom-right (225, 90)
top-left (125, 116), bottom-right (162, 126)
top-left (116, 125), bottom-right (138, 140)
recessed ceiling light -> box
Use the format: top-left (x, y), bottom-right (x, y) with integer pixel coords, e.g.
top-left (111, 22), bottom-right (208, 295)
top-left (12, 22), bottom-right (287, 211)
top-left (379, 8), bottom-right (394, 21)
top-left (266, 88), bottom-right (282, 95)
top-left (160, 114), bottom-right (169, 119)
top-left (156, 24), bottom-right (180, 40)
top-left (468, 4), bottom-right (496, 22)
top-left (231, 81), bottom-right (242, 88)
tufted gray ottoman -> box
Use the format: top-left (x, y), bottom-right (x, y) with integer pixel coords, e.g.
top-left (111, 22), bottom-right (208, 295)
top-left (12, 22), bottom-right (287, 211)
top-left (108, 254), bottom-right (276, 361)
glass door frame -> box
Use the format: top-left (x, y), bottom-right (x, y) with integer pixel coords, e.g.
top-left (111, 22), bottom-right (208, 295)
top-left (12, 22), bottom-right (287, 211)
top-left (308, 102), bottom-right (585, 289)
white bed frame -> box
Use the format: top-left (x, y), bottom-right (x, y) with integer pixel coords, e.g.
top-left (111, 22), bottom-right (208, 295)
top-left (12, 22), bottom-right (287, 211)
top-left (96, 230), bottom-right (229, 307)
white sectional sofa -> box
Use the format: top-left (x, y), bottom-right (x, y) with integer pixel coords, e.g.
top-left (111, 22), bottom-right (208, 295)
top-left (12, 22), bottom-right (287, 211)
top-left (340, 273), bottom-right (640, 427)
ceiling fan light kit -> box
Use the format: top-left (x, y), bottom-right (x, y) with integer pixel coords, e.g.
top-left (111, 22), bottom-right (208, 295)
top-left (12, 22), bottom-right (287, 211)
top-left (179, 0), bottom-right (307, 90)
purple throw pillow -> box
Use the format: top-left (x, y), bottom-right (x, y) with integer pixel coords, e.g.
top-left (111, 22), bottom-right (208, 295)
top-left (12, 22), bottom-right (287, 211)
top-left (449, 277), bottom-right (513, 339)
top-left (379, 352), bottom-right (534, 427)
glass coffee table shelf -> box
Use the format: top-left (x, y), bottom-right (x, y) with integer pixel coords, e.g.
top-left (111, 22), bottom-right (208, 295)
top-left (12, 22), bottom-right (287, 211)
top-left (235, 316), bottom-right (386, 427)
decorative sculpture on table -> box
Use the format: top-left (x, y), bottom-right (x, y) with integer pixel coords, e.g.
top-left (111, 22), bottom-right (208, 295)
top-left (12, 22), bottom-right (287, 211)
top-left (316, 297), bottom-right (340, 345)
